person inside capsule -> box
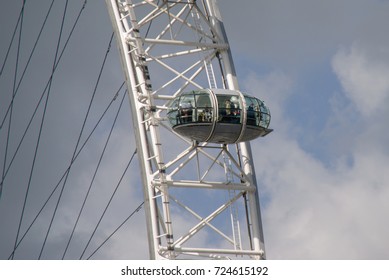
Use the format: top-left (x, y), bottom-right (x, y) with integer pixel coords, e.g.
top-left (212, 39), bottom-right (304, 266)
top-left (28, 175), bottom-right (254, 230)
top-left (217, 95), bottom-right (242, 124)
top-left (179, 101), bottom-right (193, 123)
top-left (198, 104), bottom-right (212, 122)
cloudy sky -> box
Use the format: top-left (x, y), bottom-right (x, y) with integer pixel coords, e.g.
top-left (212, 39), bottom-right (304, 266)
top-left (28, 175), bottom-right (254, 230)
top-left (1, 0), bottom-right (389, 260)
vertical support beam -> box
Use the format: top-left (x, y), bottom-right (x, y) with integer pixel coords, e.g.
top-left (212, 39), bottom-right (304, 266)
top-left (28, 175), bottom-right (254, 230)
top-left (206, 0), bottom-right (266, 259)
top-left (105, 0), bottom-right (169, 260)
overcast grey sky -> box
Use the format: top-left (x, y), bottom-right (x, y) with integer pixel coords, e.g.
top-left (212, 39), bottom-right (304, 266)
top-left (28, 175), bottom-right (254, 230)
top-left (1, 0), bottom-right (389, 260)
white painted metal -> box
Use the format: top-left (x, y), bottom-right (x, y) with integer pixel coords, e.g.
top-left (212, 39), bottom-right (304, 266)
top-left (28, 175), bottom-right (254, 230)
top-left (105, 0), bottom-right (266, 259)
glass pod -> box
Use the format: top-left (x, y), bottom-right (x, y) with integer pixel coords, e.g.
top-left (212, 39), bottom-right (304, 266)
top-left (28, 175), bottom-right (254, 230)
top-left (167, 89), bottom-right (272, 144)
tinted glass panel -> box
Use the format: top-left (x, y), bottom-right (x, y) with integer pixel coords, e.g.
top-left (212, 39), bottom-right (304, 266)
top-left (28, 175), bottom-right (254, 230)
top-left (217, 94), bottom-right (241, 124)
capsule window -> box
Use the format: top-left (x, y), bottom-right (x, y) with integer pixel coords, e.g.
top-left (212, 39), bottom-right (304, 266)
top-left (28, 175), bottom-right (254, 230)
top-left (217, 94), bottom-right (241, 124)
top-left (258, 99), bottom-right (271, 128)
top-left (195, 92), bottom-right (212, 123)
top-left (245, 96), bottom-right (259, 126)
top-left (178, 94), bottom-right (195, 124)
top-left (167, 98), bottom-right (180, 127)
top-left (244, 96), bottom-right (271, 128)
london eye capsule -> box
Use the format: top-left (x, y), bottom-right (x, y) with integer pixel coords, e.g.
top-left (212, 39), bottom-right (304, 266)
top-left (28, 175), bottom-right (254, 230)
top-left (167, 89), bottom-right (272, 144)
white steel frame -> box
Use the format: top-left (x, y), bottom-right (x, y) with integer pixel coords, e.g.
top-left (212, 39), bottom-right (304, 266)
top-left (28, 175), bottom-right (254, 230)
top-left (105, 0), bottom-right (266, 260)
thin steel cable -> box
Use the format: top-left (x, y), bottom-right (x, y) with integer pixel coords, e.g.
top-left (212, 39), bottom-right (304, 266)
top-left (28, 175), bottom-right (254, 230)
top-left (0, 0), bottom-right (87, 193)
top-left (7, 82), bottom-right (125, 260)
top-left (62, 88), bottom-right (127, 259)
top-left (26, 0), bottom-right (70, 259)
top-left (0, 0), bottom-right (56, 131)
top-left (38, 29), bottom-right (115, 260)
top-left (0, 1), bottom-right (24, 78)
top-left (1, 1), bottom-right (26, 201)
top-left (7, 0), bottom-right (26, 259)
top-left (80, 148), bottom-right (138, 259)
top-left (86, 201), bottom-right (144, 260)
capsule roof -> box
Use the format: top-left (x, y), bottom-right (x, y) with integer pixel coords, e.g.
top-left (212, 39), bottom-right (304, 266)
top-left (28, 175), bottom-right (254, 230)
top-left (167, 89), bottom-right (272, 144)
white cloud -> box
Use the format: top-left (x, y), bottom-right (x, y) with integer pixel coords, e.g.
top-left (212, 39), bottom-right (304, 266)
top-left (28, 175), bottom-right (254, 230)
top-left (246, 69), bottom-right (389, 259)
top-left (332, 44), bottom-right (389, 116)
top-left (258, 136), bottom-right (389, 259)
